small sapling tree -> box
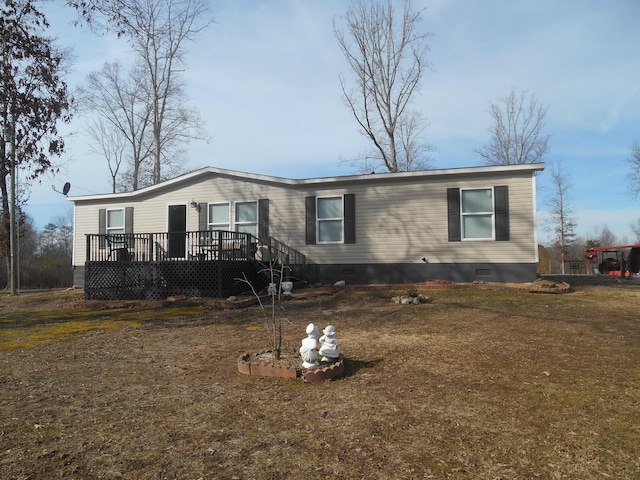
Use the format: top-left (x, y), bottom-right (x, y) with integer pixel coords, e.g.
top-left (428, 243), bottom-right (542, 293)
top-left (237, 247), bottom-right (292, 360)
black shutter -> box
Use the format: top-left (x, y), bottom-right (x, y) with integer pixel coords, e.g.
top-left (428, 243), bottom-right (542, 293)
top-left (198, 204), bottom-right (207, 231)
top-left (125, 207), bottom-right (134, 233)
top-left (344, 194), bottom-right (356, 244)
top-left (305, 196), bottom-right (316, 245)
top-left (98, 209), bottom-right (106, 248)
top-left (494, 186), bottom-right (509, 241)
top-left (258, 199), bottom-right (269, 241)
top-left (447, 188), bottom-right (461, 241)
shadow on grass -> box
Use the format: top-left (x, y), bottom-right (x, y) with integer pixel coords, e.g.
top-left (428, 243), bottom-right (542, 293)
top-left (343, 357), bottom-right (382, 377)
top-left (0, 309), bottom-right (127, 329)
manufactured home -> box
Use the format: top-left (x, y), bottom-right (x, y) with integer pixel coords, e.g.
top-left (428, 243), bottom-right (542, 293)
top-left (69, 163), bottom-right (544, 299)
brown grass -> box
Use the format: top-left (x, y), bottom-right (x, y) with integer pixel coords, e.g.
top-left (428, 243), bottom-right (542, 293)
top-left (1, 280), bottom-right (639, 479)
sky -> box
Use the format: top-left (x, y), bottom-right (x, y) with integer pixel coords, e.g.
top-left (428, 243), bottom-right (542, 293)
top-left (27, 0), bottom-right (640, 245)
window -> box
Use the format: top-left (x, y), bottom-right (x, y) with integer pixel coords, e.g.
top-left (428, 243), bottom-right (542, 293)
top-left (208, 203), bottom-right (230, 231)
top-left (306, 194), bottom-right (355, 245)
top-left (235, 201), bottom-right (258, 236)
top-left (198, 199), bottom-right (268, 239)
top-left (106, 208), bottom-right (125, 234)
top-left (317, 196), bottom-right (344, 243)
top-left (98, 207), bottom-right (133, 250)
top-left (461, 188), bottom-right (494, 240)
top-left (447, 186), bottom-right (509, 242)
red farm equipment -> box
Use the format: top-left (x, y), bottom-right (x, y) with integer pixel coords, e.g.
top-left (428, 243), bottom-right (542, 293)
top-left (585, 243), bottom-right (640, 277)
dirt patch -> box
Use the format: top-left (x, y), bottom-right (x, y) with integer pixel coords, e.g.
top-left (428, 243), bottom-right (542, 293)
top-left (242, 349), bottom-right (302, 369)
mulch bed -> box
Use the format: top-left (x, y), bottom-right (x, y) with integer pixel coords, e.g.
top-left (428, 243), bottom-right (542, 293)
top-left (51, 275), bottom-right (628, 313)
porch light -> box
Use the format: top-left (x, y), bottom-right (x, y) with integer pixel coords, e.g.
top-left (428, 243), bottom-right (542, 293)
top-left (190, 200), bottom-right (200, 212)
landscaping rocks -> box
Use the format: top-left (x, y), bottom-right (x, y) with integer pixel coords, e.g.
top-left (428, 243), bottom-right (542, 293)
top-left (391, 294), bottom-right (432, 305)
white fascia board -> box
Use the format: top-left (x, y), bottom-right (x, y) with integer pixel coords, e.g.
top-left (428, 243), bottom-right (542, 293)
top-left (67, 163), bottom-right (545, 203)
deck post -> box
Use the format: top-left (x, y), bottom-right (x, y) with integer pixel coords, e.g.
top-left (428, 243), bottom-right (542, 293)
top-left (147, 234), bottom-right (154, 262)
top-left (216, 230), bottom-right (223, 297)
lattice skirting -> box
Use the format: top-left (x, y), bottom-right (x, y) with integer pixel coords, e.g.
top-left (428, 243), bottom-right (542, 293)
top-left (84, 260), bottom-right (269, 300)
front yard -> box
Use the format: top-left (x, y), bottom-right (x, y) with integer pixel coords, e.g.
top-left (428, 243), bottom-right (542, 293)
top-left (1, 279), bottom-right (639, 479)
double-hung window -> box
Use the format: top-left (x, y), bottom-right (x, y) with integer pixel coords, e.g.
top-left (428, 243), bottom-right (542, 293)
top-left (98, 207), bottom-right (133, 252)
top-left (208, 203), bottom-right (230, 231)
top-left (461, 188), bottom-right (494, 240)
top-left (106, 208), bottom-right (125, 235)
top-left (317, 196), bottom-right (343, 243)
top-left (448, 186), bottom-right (509, 242)
top-left (235, 201), bottom-right (258, 237)
top-left (305, 194), bottom-right (355, 245)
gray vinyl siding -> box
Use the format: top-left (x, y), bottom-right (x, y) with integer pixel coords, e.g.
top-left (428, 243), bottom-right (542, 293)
top-left (296, 174), bottom-right (536, 266)
top-left (71, 166), bottom-right (539, 268)
top-left (72, 176), bottom-right (302, 264)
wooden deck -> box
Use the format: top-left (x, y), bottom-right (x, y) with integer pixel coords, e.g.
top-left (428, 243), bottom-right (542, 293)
top-left (84, 231), bottom-right (307, 300)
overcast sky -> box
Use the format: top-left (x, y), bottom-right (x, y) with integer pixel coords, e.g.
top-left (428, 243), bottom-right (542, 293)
top-left (31, 0), bottom-right (640, 244)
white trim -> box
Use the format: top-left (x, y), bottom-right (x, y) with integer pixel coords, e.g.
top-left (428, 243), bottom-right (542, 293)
top-left (106, 207), bottom-right (125, 234)
top-left (234, 200), bottom-right (258, 236)
top-left (207, 201), bottom-right (231, 231)
top-left (165, 202), bottom-right (189, 259)
top-left (72, 202), bottom-right (78, 266)
top-left (316, 195), bottom-right (344, 244)
top-left (460, 187), bottom-right (495, 241)
top-left (533, 174), bottom-right (539, 263)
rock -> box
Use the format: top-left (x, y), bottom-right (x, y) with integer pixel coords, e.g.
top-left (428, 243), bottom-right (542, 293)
top-left (533, 279), bottom-right (558, 289)
top-left (334, 280), bottom-right (346, 286)
top-left (417, 294), bottom-right (432, 304)
top-left (167, 295), bottom-right (187, 302)
top-left (392, 294), bottom-right (432, 305)
top-left (227, 296), bottom-right (237, 302)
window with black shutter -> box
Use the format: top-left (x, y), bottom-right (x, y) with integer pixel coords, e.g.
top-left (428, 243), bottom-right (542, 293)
top-left (305, 194), bottom-right (355, 245)
top-left (447, 187), bottom-right (509, 241)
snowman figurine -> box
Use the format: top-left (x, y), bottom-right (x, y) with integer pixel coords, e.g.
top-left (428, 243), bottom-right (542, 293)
top-left (299, 323), bottom-right (320, 368)
top-left (318, 325), bottom-right (340, 362)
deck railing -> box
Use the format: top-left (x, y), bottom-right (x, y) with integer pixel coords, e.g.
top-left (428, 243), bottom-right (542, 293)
top-left (86, 230), bottom-right (258, 262)
top-left (256, 236), bottom-right (307, 281)
top-left (85, 231), bottom-right (306, 269)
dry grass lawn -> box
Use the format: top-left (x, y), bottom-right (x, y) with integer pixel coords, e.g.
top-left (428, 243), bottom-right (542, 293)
top-left (1, 278), bottom-right (639, 479)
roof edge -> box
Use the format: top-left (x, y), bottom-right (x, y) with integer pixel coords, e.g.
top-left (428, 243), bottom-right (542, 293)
top-left (67, 163), bottom-right (545, 202)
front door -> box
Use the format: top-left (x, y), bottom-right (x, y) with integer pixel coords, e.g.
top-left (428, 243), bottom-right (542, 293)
top-left (167, 204), bottom-right (187, 259)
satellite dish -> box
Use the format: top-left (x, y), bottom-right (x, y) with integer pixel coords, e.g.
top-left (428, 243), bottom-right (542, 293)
top-left (52, 182), bottom-right (71, 196)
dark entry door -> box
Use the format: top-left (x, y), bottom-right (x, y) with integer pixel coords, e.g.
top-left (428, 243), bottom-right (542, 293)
top-left (168, 204), bottom-right (187, 259)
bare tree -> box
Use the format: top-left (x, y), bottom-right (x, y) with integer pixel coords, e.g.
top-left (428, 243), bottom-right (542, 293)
top-left (129, 0), bottom-right (211, 184)
top-left (628, 142), bottom-right (640, 199)
top-left (72, 0), bottom-right (212, 186)
top-left (30, 213), bottom-right (73, 288)
top-left (86, 118), bottom-right (128, 193)
top-left (630, 218), bottom-right (640, 242)
top-left (545, 162), bottom-right (577, 274)
top-left (476, 89), bottom-right (550, 166)
top-left (586, 225), bottom-right (619, 248)
top-left (81, 61), bottom-right (153, 192)
top-left (334, 0), bottom-right (433, 173)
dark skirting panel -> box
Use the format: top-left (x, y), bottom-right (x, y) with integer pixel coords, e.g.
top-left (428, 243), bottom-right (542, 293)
top-left (84, 259), bottom-right (269, 300)
top-left (309, 262), bottom-right (539, 285)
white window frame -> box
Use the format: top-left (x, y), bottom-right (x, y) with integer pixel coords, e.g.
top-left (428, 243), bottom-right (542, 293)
top-left (461, 187), bottom-right (495, 241)
top-left (106, 208), bottom-right (125, 235)
top-left (234, 200), bottom-right (258, 237)
top-left (316, 195), bottom-right (344, 244)
top-left (207, 202), bottom-right (230, 231)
